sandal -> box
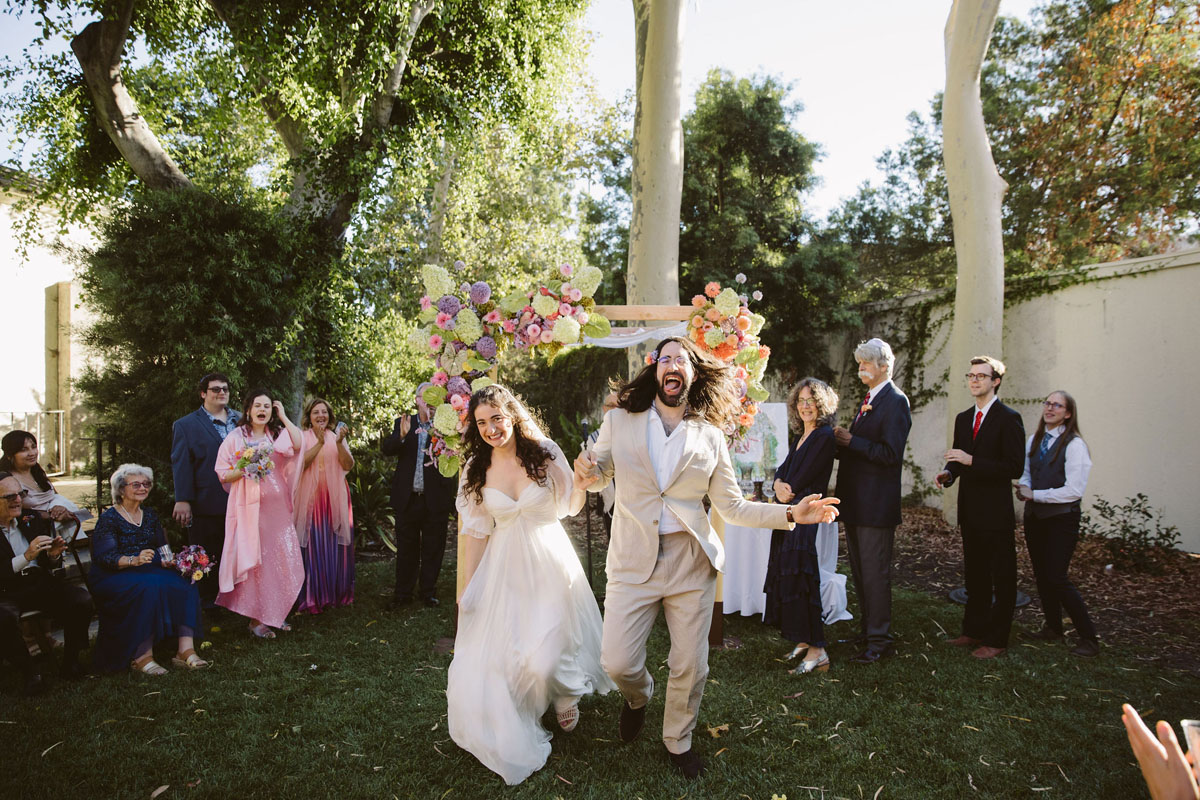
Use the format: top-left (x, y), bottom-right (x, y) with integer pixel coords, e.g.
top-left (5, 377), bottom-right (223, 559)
top-left (784, 644), bottom-right (810, 661)
top-left (131, 655), bottom-right (167, 676)
top-left (556, 703), bottom-right (580, 732)
top-left (248, 623), bottom-right (276, 639)
top-left (276, 621), bottom-right (292, 632)
top-left (171, 650), bottom-right (209, 670)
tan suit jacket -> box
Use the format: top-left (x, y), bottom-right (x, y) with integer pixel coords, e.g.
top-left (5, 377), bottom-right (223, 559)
top-left (589, 407), bottom-right (792, 584)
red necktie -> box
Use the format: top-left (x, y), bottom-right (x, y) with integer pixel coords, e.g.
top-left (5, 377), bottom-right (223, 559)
top-left (855, 393), bottom-right (870, 422)
top-left (972, 410), bottom-right (982, 439)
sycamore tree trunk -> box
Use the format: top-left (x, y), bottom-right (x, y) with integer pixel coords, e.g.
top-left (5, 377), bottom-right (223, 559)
top-left (942, 0), bottom-right (1006, 524)
top-left (626, 0), bottom-right (686, 376)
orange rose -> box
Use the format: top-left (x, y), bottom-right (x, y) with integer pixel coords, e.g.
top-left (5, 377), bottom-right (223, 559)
top-left (737, 413), bottom-right (753, 427)
top-left (704, 281), bottom-right (721, 298)
top-left (735, 316), bottom-right (751, 331)
top-left (758, 346), bottom-right (770, 358)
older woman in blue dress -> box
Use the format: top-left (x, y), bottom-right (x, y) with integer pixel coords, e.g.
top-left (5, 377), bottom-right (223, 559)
top-left (90, 464), bottom-right (206, 675)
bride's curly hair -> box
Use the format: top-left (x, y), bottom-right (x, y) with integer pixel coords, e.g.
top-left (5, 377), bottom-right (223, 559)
top-left (614, 335), bottom-right (741, 431)
top-left (461, 384), bottom-right (553, 505)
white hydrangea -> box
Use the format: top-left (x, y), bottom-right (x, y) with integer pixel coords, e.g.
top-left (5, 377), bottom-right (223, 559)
top-left (531, 293), bottom-right (559, 318)
top-left (407, 325), bottom-right (430, 352)
top-left (715, 287), bottom-right (741, 318)
top-left (551, 316), bottom-right (581, 344)
top-left (572, 265), bottom-right (603, 297)
top-left (453, 309), bottom-right (483, 346)
top-left (748, 312), bottom-right (766, 336)
top-left (421, 264), bottom-right (455, 299)
top-left (432, 403), bottom-right (460, 436)
top-left (703, 327), bottom-right (726, 348)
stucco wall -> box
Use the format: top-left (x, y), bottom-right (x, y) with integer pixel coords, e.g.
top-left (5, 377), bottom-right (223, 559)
top-left (826, 248), bottom-right (1200, 553)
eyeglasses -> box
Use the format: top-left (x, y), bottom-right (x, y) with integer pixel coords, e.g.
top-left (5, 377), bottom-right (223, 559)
top-left (1043, 400), bottom-right (1066, 410)
top-left (795, 398), bottom-right (817, 408)
top-left (0, 489), bottom-right (30, 503)
top-left (126, 481), bottom-right (153, 489)
top-left (206, 386), bottom-right (230, 394)
top-left (964, 372), bottom-right (995, 382)
top-left (656, 355), bottom-right (690, 368)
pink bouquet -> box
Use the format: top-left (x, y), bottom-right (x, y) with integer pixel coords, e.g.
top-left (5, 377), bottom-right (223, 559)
top-left (235, 440), bottom-right (275, 481)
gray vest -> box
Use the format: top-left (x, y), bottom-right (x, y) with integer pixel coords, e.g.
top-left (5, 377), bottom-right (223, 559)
top-left (1025, 432), bottom-right (1080, 519)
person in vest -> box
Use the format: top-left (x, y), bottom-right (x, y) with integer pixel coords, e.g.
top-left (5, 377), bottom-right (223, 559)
top-left (1016, 390), bottom-right (1099, 657)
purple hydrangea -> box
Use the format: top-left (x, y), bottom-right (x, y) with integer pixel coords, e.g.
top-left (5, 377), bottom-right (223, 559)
top-left (437, 295), bottom-right (462, 317)
top-left (475, 335), bottom-right (497, 360)
top-left (460, 282), bottom-right (471, 294)
top-left (446, 376), bottom-right (470, 396)
top-left (469, 281), bottom-right (492, 305)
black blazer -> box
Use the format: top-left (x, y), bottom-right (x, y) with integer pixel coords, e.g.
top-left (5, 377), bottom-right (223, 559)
top-left (380, 415), bottom-right (457, 515)
top-left (943, 400), bottom-right (1026, 530)
top-left (0, 514), bottom-right (60, 594)
top-left (172, 407), bottom-right (240, 516)
top-left (775, 425), bottom-right (836, 500)
top-left (835, 381), bottom-right (913, 528)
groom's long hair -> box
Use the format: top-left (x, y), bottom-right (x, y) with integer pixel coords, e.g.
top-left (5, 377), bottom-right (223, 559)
top-left (461, 384), bottom-right (553, 504)
top-left (615, 336), bottom-right (741, 432)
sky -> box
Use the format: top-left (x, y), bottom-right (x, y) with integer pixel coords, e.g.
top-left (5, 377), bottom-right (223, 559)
top-left (1, 1), bottom-right (1043, 219)
top-left (582, 0), bottom-right (1041, 217)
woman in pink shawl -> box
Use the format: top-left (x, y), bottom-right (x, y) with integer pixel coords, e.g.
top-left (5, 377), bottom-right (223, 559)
top-left (214, 389), bottom-right (305, 638)
top-left (294, 397), bottom-right (356, 613)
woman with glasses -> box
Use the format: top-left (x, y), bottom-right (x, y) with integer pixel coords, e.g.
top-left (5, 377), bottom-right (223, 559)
top-left (764, 378), bottom-right (839, 675)
top-left (0, 430), bottom-right (93, 534)
top-left (1016, 391), bottom-right (1100, 657)
top-left (90, 464), bottom-right (205, 674)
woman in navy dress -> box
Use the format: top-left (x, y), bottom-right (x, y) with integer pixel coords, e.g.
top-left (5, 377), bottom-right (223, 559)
top-left (764, 378), bottom-right (838, 675)
top-left (90, 464), bottom-right (206, 674)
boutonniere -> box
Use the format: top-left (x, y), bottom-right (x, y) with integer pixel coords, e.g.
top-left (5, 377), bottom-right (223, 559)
top-left (862, 404), bottom-right (873, 414)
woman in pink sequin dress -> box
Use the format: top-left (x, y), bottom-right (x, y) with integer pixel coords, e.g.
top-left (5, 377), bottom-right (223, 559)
top-left (215, 389), bottom-right (306, 638)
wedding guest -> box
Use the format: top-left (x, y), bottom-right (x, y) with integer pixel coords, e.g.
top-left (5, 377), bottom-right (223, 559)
top-left (171, 372), bottom-right (241, 608)
top-left (90, 464), bottom-right (206, 674)
top-left (382, 383), bottom-right (456, 608)
top-left (0, 471), bottom-right (92, 694)
top-left (764, 378), bottom-right (838, 675)
top-left (0, 430), bottom-right (93, 534)
top-left (1016, 390), bottom-right (1100, 657)
top-left (215, 389), bottom-right (305, 638)
top-left (294, 397), bottom-right (355, 614)
top-left (1122, 704), bottom-right (1199, 800)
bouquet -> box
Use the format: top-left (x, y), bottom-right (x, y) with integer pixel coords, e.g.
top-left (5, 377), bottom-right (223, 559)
top-left (175, 545), bottom-right (213, 583)
top-left (235, 440), bottom-right (275, 481)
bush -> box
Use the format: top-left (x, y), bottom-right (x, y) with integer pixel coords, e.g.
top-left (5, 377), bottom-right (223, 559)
top-left (502, 345), bottom-right (627, 447)
top-left (1083, 493), bottom-right (1181, 572)
top-left (349, 447), bottom-right (397, 553)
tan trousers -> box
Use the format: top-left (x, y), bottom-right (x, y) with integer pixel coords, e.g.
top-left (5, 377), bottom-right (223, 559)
top-left (601, 532), bottom-right (717, 754)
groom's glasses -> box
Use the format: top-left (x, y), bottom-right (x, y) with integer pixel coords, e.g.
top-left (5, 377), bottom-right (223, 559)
top-left (656, 355), bottom-right (689, 368)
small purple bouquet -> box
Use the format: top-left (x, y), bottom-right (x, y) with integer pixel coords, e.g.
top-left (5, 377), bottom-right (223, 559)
top-left (234, 440), bottom-right (275, 481)
top-left (175, 545), bottom-right (213, 583)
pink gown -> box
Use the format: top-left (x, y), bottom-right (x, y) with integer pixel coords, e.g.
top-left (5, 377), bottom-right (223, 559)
top-left (214, 427), bottom-right (305, 627)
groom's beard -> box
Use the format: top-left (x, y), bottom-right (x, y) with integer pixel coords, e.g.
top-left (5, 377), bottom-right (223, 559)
top-left (656, 371), bottom-right (691, 408)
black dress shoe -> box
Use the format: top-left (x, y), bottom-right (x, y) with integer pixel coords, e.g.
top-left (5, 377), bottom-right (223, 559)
top-left (1070, 638), bottom-right (1100, 658)
top-left (619, 701), bottom-right (647, 743)
top-left (60, 660), bottom-right (91, 680)
top-left (388, 595), bottom-right (414, 610)
top-left (668, 748), bottom-right (706, 779)
top-left (850, 646), bottom-right (895, 665)
top-left (1023, 626), bottom-right (1065, 643)
top-left (423, 596), bottom-right (440, 608)
top-left (23, 672), bottom-right (47, 697)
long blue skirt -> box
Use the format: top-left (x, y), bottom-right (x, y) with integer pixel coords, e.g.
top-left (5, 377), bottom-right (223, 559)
top-left (89, 564), bottom-right (202, 672)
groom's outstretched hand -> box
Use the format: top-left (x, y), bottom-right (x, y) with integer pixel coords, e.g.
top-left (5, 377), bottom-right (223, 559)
top-left (789, 494), bottom-right (840, 525)
top-left (573, 451), bottom-right (600, 491)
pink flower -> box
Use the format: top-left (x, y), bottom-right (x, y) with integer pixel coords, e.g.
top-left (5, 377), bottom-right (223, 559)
top-left (576, 311), bottom-right (589, 325)
top-left (429, 334), bottom-right (443, 350)
top-left (449, 394), bottom-right (466, 410)
top-left (735, 316), bottom-right (751, 332)
top-left (559, 263), bottom-right (573, 277)
top-left (483, 310), bottom-right (502, 324)
top-left (691, 316), bottom-right (704, 328)
top-left (704, 281), bottom-right (721, 298)
top-left (734, 366), bottom-right (748, 380)
top-left (702, 321), bottom-right (714, 332)
top-left (568, 288), bottom-right (583, 302)
top-left (540, 328), bottom-right (555, 344)
top-left (435, 311), bottom-right (452, 329)
top-left (691, 295), bottom-right (706, 308)
top-left (526, 323), bottom-right (542, 340)
top-left (502, 319), bottom-right (516, 333)
top-left (725, 334), bottom-right (739, 348)
top-left (559, 302), bottom-right (573, 317)
top-left (432, 371), bottom-right (448, 387)
top-left (705, 307), bottom-right (722, 322)
top-left (419, 295), bottom-right (432, 311)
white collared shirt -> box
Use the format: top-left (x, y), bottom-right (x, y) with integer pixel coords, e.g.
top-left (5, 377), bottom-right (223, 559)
top-left (647, 404), bottom-right (688, 535)
top-left (866, 379), bottom-right (892, 405)
top-left (1019, 426), bottom-right (1092, 504)
top-left (972, 394), bottom-right (999, 427)
top-left (4, 519), bottom-right (29, 573)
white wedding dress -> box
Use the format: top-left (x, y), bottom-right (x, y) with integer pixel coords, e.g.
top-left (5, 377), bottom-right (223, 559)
top-left (447, 440), bottom-right (614, 785)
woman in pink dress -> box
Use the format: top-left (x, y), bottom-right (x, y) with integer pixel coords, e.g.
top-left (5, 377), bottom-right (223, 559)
top-left (214, 389), bottom-right (306, 638)
top-left (294, 397), bottom-right (355, 613)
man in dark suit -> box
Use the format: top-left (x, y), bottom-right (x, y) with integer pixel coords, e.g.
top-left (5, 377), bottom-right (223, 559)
top-left (833, 338), bottom-right (912, 665)
top-left (171, 372), bottom-right (241, 607)
top-left (0, 471), bottom-right (93, 694)
top-left (382, 383), bottom-right (457, 608)
top-left (935, 356), bottom-right (1026, 659)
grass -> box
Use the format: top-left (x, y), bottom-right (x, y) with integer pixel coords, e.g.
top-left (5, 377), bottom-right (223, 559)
top-left (2, 558), bottom-right (1195, 799)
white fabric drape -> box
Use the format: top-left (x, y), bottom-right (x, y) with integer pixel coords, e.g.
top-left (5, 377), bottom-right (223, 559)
top-left (577, 321), bottom-right (688, 349)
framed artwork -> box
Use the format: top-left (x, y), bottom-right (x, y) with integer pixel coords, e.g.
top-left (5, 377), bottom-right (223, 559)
top-left (730, 402), bottom-right (788, 482)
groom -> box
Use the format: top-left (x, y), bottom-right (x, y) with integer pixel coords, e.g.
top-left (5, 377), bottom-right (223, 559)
top-left (574, 336), bottom-right (839, 779)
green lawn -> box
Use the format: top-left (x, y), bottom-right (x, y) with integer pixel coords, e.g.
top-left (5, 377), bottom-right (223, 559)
top-left (3, 559), bottom-right (1193, 799)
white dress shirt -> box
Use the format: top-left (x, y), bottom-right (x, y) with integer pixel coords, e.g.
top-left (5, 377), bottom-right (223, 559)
top-left (1020, 427), bottom-right (1092, 504)
top-left (4, 519), bottom-right (30, 573)
top-left (972, 394), bottom-right (999, 427)
top-left (647, 404), bottom-right (688, 535)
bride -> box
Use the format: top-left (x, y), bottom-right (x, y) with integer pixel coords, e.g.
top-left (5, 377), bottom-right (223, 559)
top-left (447, 384), bottom-right (614, 785)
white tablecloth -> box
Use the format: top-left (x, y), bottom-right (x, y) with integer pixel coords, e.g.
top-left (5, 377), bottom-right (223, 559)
top-left (722, 521), bottom-right (852, 625)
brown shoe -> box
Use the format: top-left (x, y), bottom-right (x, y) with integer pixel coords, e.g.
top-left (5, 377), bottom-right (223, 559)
top-left (971, 645), bottom-right (1007, 659)
top-left (1070, 639), bottom-right (1100, 658)
top-left (947, 635), bottom-right (982, 648)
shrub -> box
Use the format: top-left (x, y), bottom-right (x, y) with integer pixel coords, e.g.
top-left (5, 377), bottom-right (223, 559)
top-left (1083, 493), bottom-right (1181, 572)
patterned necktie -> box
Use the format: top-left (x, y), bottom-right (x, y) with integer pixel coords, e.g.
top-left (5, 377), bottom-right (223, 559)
top-left (1038, 431), bottom-right (1053, 457)
top-left (972, 410), bottom-right (983, 439)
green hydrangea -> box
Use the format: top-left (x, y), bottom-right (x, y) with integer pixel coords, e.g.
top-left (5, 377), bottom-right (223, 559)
top-left (422, 265), bottom-right (455, 299)
top-left (703, 327), bottom-right (726, 348)
top-left (532, 293), bottom-right (559, 318)
top-left (454, 309), bottom-right (483, 345)
top-left (573, 266), bottom-right (603, 297)
top-left (407, 325), bottom-right (430, 352)
top-left (470, 376), bottom-right (494, 392)
top-left (551, 316), bottom-right (581, 343)
top-left (432, 403), bottom-right (460, 436)
top-left (749, 312), bottom-right (765, 336)
top-left (715, 287), bottom-right (741, 318)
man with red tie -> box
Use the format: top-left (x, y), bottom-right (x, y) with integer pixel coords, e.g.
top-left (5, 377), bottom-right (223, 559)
top-left (935, 356), bottom-right (1026, 659)
top-left (833, 338), bottom-right (912, 665)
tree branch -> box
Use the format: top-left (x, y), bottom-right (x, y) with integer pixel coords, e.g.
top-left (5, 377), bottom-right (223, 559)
top-left (70, 2), bottom-right (191, 190)
top-left (369, 0), bottom-right (437, 132)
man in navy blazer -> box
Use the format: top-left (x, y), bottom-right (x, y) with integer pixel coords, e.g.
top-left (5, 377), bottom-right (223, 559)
top-left (171, 372), bottom-right (241, 607)
top-left (833, 338), bottom-right (912, 664)
top-left (935, 356), bottom-right (1026, 659)
top-left (382, 383), bottom-right (456, 608)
